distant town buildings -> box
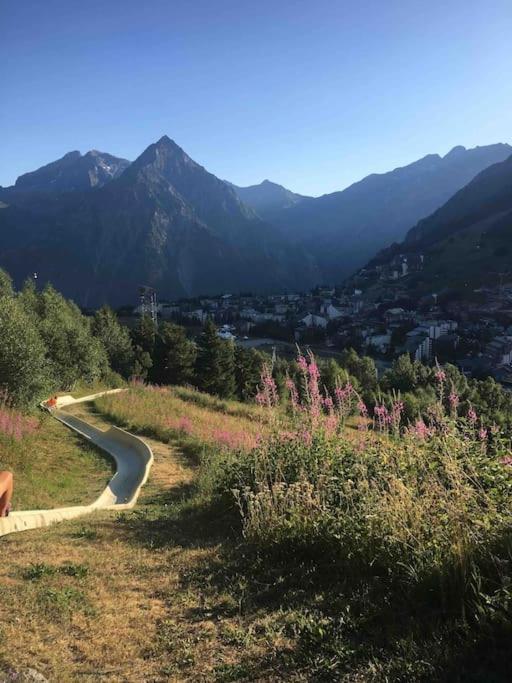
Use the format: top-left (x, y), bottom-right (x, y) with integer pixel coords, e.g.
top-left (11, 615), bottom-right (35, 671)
top-left (126, 278), bottom-right (512, 386)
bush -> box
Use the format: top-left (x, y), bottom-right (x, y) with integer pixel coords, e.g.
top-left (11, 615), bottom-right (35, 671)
top-left (212, 353), bottom-right (512, 621)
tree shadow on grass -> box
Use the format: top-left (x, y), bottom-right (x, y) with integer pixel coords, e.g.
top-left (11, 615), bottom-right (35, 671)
top-left (108, 495), bottom-right (512, 682)
top-left (172, 526), bottom-right (512, 681)
top-left (113, 482), bottom-right (241, 551)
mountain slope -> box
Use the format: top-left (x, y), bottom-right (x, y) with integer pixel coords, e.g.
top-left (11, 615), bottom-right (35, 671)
top-left (228, 179), bottom-right (309, 220)
top-left (0, 137), bottom-right (318, 306)
top-left (404, 153), bottom-right (512, 248)
top-left (365, 153), bottom-right (512, 293)
top-left (271, 144), bottom-right (512, 283)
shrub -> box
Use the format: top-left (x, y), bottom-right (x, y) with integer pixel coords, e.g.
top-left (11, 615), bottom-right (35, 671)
top-left (214, 353), bottom-right (512, 620)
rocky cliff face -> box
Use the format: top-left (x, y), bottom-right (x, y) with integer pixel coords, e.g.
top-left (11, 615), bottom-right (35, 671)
top-left (14, 150), bottom-right (131, 192)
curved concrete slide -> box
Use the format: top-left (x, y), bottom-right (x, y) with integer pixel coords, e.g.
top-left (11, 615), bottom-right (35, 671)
top-left (0, 390), bottom-right (153, 539)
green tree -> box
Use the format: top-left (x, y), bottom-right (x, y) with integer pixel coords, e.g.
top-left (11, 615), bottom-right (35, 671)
top-left (234, 346), bottom-right (264, 401)
top-left (18, 277), bottom-right (40, 316)
top-left (131, 315), bottom-right (157, 355)
top-left (340, 348), bottom-right (378, 392)
top-left (36, 284), bottom-right (109, 389)
top-left (195, 320), bottom-right (235, 398)
top-left (382, 354), bottom-right (418, 392)
top-left (0, 269), bottom-right (14, 298)
top-left (92, 306), bottom-right (135, 378)
top-left (321, 358), bottom-right (351, 396)
top-left (152, 322), bottom-right (196, 386)
top-left (129, 315), bottom-right (157, 380)
top-left (132, 347), bottom-right (153, 381)
top-left (0, 295), bottom-right (51, 406)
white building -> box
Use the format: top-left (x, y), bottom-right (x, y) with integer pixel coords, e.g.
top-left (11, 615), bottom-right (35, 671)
top-left (300, 314), bottom-right (328, 329)
top-left (406, 331), bottom-right (432, 362)
top-left (322, 303), bottom-right (344, 320)
top-left (367, 333), bottom-right (392, 353)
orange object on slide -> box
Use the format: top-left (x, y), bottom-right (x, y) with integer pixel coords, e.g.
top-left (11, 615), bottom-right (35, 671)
top-left (46, 396), bottom-right (58, 409)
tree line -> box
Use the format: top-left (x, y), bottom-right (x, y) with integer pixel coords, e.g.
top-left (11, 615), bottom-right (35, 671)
top-left (1, 266), bottom-right (511, 430)
top-left (0, 269), bottom-right (267, 408)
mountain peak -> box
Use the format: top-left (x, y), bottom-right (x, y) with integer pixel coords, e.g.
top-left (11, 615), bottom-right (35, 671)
top-left (148, 135), bottom-right (194, 163)
top-left (14, 149), bottom-right (130, 192)
top-left (444, 145), bottom-right (467, 159)
top-left (153, 135), bottom-right (185, 154)
top-left (230, 179), bottom-right (309, 218)
top-left (155, 134), bottom-right (173, 146)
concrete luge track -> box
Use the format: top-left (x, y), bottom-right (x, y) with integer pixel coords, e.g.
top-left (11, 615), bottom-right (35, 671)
top-left (0, 390), bottom-right (153, 538)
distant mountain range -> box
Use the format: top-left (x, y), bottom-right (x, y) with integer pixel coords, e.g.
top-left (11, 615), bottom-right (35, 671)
top-left (228, 179), bottom-right (310, 220)
top-left (0, 137), bottom-right (319, 306)
top-left (261, 144), bottom-right (512, 283)
top-left (363, 153), bottom-right (512, 294)
top-left (0, 138), bottom-right (510, 307)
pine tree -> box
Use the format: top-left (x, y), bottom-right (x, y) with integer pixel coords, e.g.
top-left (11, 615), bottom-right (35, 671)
top-left (130, 315), bottom-right (157, 380)
top-left (382, 354), bottom-right (417, 392)
top-left (152, 322), bottom-right (196, 386)
top-left (234, 346), bottom-right (263, 401)
top-left (131, 315), bottom-right (157, 355)
top-left (195, 320), bottom-right (235, 398)
top-left (18, 277), bottom-right (40, 316)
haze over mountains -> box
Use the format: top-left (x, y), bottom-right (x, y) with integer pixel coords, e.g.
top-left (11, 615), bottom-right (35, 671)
top-left (366, 153), bottom-right (512, 293)
top-left (253, 143), bottom-right (512, 283)
top-left (0, 137), bottom-right (510, 307)
top-left (228, 179), bottom-right (310, 220)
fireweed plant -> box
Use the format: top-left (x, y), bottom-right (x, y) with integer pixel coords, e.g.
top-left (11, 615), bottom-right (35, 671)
top-left (0, 390), bottom-right (39, 441)
top-left (96, 383), bottom-right (263, 453)
top-left (221, 351), bottom-right (512, 619)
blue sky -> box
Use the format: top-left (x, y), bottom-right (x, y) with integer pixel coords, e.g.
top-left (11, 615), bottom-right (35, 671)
top-left (1, 0), bottom-right (511, 195)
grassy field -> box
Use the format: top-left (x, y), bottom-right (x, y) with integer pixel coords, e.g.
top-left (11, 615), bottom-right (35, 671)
top-left (0, 410), bottom-right (114, 511)
top-left (2, 382), bottom-right (512, 681)
top-left (95, 384), bottom-right (271, 453)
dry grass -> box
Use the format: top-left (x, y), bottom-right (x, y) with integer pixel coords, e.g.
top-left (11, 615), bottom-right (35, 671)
top-left (0, 403), bottom-right (302, 682)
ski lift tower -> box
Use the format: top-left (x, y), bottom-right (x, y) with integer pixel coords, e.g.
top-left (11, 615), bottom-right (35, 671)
top-left (139, 285), bottom-right (158, 327)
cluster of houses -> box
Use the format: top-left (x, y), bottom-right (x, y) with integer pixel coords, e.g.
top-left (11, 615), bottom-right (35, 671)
top-left (357, 253), bottom-right (425, 283)
top-left (129, 280), bottom-right (512, 385)
top-left (135, 289), bottom-right (363, 338)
